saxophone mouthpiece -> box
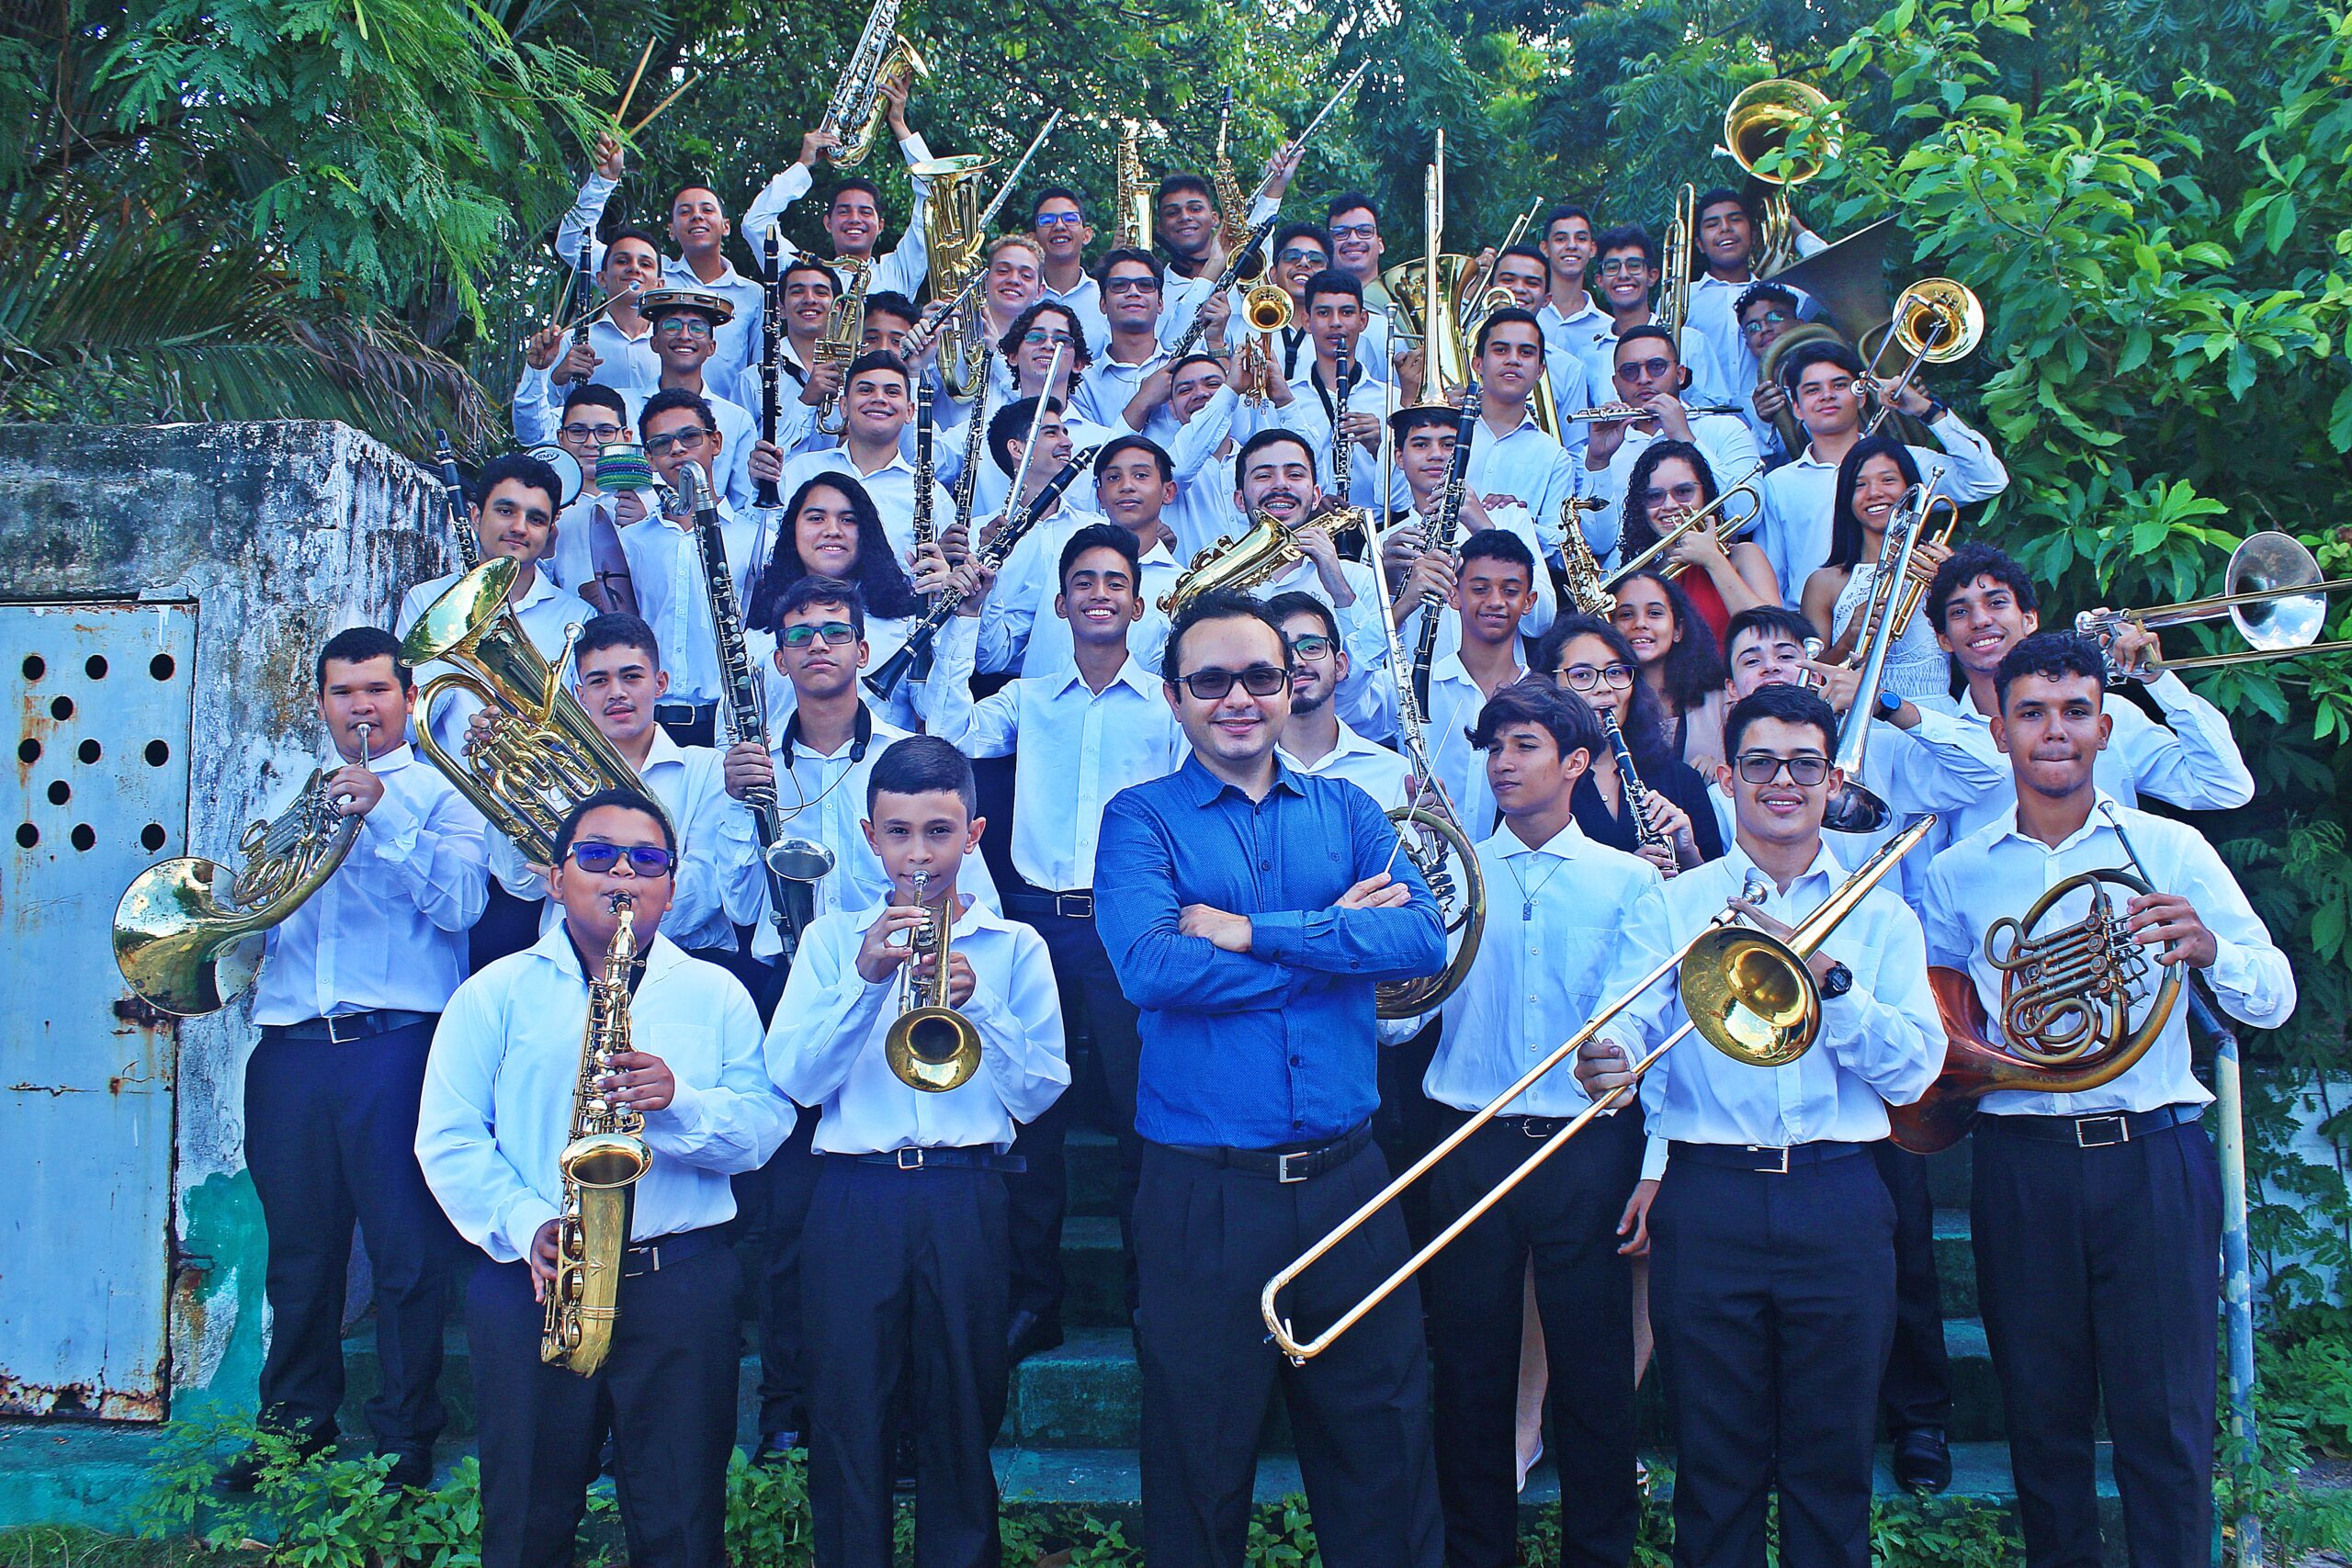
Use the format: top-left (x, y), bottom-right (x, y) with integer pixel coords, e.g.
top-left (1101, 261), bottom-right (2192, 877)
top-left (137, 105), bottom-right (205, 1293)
top-left (607, 890), bottom-right (635, 915)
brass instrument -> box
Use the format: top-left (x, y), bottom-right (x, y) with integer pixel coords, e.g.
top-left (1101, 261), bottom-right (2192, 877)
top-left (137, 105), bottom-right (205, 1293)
top-left (1267, 819), bottom-right (1936, 1359)
top-left (1560, 498), bottom-right (1616, 617)
top-left (1238, 278), bottom-right (1293, 405)
top-left (1659, 183), bottom-right (1696, 340)
top-left (400, 557), bottom-right (657, 867)
top-left (885, 870), bottom-right (984, 1091)
top-left (812, 258), bottom-right (874, 436)
top-left (1859, 278), bottom-right (1984, 437)
top-left (1600, 462), bottom-right (1767, 592)
top-left (1381, 131), bottom-right (1476, 400)
top-left (1112, 120), bottom-right (1153, 253)
top-left (1722, 78), bottom-right (1840, 276)
top-left (1889, 803), bottom-right (2184, 1154)
top-left (1818, 468), bottom-right (1943, 834)
top-left (1320, 341), bottom-right (1374, 552)
top-left (114, 723), bottom-right (372, 1017)
top-left (541, 891), bottom-right (653, 1376)
top-left (2075, 530), bottom-right (2352, 682)
top-left (817, 0), bottom-right (929, 169)
top-left (1408, 382), bottom-right (1482, 714)
top-left (919, 112), bottom-right (1063, 401)
top-left (1159, 509), bottom-right (1305, 614)
top-left (1165, 213), bottom-right (1284, 361)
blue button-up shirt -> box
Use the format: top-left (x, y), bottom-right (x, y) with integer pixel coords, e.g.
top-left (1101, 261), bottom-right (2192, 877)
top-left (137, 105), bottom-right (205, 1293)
top-left (1095, 756), bottom-right (1445, 1148)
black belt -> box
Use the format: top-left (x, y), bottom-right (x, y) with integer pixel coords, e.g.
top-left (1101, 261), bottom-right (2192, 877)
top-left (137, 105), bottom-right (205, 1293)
top-left (1003, 889), bottom-right (1095, 919)
top-left (270, 1008), bottom-right (434, 1043)
top-left (1485, 1113), bottom-right (1577, 1139)
top-left (1668, 1138), bottom-right (1871, 1174)
top-left (652, 699), bottom-right (718, 725)
top-left (1981, 1103), bottom-right (2203, 1148)
top-left (1160, 1121), bottom-right (1373, 1183)
top-left (843, 1147), bottom-right (1026, 1173)
top-left (620, 1225), bottom-right (727, 1278)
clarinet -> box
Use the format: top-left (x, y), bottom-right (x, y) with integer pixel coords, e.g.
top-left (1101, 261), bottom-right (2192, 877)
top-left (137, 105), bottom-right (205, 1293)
top-left (1601, 708), bottom-right (1697, 866)
top-left (1408, 383), bottom-right (1482, 714)
top-left (1165, 213), bottom-right (1284, 360)
top-left (907, 379), bottom-right (941, 682)
top-left (865, 446), bottom-right (1102, 698)
top-left (950, 352), bottom-right (991, 532)
top-left (757, 228), bottom-right (782, 510)
top-left (682, 466), bottom-right (800, 940)
top-left (432, 427), bottom-right (479, 570)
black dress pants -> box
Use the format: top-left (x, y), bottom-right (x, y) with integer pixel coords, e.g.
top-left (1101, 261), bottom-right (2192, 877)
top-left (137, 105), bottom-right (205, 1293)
top-left (1871, 1139), bottom-right (1951, 1436)
top-left (467, 1240), bottom-right (741, 1568)
top-left (244, 1020), bottom-right (456, 1454)
top-left (1136, 1137), bottom-right (1442, 1568)
top-left (1428, 1110), bottom-right (1644, 1568)
top-left (803, 1156), bottom-right (1012, 1568)
top-left (1648, 1146), bottom-right (1895, 1568)
top-left (1973, 1115), bottom-right (2221, 1568)
top-left (741, 1112), bottom-right (824, 1439)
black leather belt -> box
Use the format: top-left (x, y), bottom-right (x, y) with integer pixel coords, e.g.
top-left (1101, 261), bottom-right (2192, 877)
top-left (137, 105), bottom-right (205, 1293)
top-left (621, 1225), bottom-right (726, 1278)
top-left (1982, 1103), bottom-right (2203, 1147)
top-left (652, 700), bottom-right (717, 726)
top-left (846, 1147), bottom-right (1026, 1173)
top-left (1004, 889), bottom-right (1096, 919)
top-left (1487, 1113), bottom-right (1577, 1138)
top-left (1162, 1121), bottom-right (1373, 1183)
top-left (270, 1009), bottom-right (434, 1043)
top-left (1669, 1139), bottom-right (1871, 1174)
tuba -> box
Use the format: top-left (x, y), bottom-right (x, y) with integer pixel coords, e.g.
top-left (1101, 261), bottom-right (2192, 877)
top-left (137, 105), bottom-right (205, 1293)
top-left (541, 891), bottom-right (653, 1376)
top-left (114, 724), bottom-right (373, 1017)
top-left (1722, 78), bottom-right (1840, 276)
top-left (1889, 805), bottom-right (2184, 1154)
top-left (1159, 509), bottom-right (1306, 615)
top-left (817, 0), bottom-right (928, 170)
top-left (1380, 134), bottom-right (1476, 400)
top-left (886, 870), bottom-right (984, 1091)
top-left (400, 558), bottom-right (657, 867)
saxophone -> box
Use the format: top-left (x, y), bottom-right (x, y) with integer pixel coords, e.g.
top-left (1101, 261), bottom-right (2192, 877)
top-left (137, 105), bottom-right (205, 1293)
top-left (817, 0), bottom-right (928, 170)
top-left (1112, 120), bottom-right (1152, 252)
top-left (541, 892), bottom-right (653, 1377)
top-left (813, 258), bottom-right (874, 436)
top-left (1408, 383), bottom-right (1482, 713)
top-left (1560, 498), bottom-right (1616, 618)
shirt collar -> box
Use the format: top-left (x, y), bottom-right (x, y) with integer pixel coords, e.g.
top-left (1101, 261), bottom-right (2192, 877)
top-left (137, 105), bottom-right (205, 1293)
top-left (665, 255), bottom-right (752, 294)
top-left (1487, 816), bottom-right (1590, 861)
top-left (641, 726), bottom-right (685, 774)
top-left (1990, 790), bottom-right (2124, 855)
top-left (1540, 298), bottom-right (1604, 331)
top-left (332, 739), bottom-right (416, 773)
top-left (1720, 835), bottom-right (1848, 897)
top-left (1043, 652), bottom-right (1159, 702)
top-left (535, 916), bottom-right (685, 982)
top-left (1174, 751), bottom-right (1306, 806)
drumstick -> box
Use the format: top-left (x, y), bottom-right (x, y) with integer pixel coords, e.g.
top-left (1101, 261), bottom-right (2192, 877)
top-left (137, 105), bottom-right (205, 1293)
top-left (628, 74), bottom-right (700, 137)
top-left (614, 37), bottom-right (657, 125)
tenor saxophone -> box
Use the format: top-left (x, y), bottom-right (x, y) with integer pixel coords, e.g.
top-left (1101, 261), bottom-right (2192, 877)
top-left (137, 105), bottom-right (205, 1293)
top-left (541, 892), bottom-right (654, 1377)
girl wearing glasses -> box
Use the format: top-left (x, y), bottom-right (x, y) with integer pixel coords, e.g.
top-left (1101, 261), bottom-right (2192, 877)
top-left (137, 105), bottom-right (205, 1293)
top-left (1534, 615), bottom-right (1722, 874)
top-left (1800, 435), bottom-right (1952, 703)
top-left (747, 475), bottom-right (933, 729)
top-left (1618, 439), bottom-right (1778, 640)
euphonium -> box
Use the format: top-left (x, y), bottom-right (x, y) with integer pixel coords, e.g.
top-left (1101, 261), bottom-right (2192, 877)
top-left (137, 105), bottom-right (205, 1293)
top-left (542, 891), bottom-right (654, 1376)
top-left (914, 154), bottom-right (995, 400)
top-left (813, 258), bottom-right (874, 436)
top-left (400, 557), bottom-right (657, 867)
top-left (1159, 509), bottom-right (1306, 615)
top-left (886, 870), bottom-right (984, 1092)
top-left (817, 0), bottom-right (929, 169)
top-left (113, 723), bottom-right (373, 1017)
top-left (1722, 78), bottom-right (1839, 275)
top-left (1380, 149), bottom-right (1477, 401)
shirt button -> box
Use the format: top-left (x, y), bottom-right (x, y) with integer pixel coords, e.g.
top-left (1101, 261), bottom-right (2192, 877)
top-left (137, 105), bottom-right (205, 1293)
top-left (1290, 1056), bottom-right (1304, 1067)
top-left (1293, 1119), bottom-right (1305, 1130)
top-left (1259, 859), bottom-right (1271, 871)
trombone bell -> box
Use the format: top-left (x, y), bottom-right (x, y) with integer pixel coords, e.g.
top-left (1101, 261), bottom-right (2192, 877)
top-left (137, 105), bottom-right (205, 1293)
top-left (1891, 278), bottom-right (1984, 367)
top-left (1679, 927), bottom-right (1821, 1067)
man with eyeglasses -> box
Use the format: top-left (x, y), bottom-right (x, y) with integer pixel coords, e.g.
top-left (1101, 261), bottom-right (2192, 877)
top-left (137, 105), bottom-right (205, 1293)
top-left (1374, 404), bottom-right (1556, 676)
top-left (544, 383), bottom-right (639, 614)
top-left (1029, 187), bottom-right (1109, 348)
top-left (1076, 249), bottom-right (1182, 449)
top-left (1733, 282), bottom-right (1811, 463)
top-left (944, 310), bottom-right (1114, 527)
top-left (1576, 682), bottom-right (1941, 1568)
top-left (1580, 225), bottom-right (1737, 413)
top-left (743, 79), bottom-right (939, 299)
top-left (611, 289), bottom-right (760, 513)
top-left (511, 226), bottom-right (663, 446)
top-left (1578, 326), bottom-right (1762, 565)
top-left (419, 786), bottom-right (791, 1568)
top-left (1269, 590), bottom-right (1409, 807)
top-left (1403, 307), bottom-right (1586, 567)
top-left (759, 351), bottom-right (956, 565)
top-left (1259, 221), bottom-right (1332, 381)
top-left (1688, 189), bottom-right (1825, 410)
top-left (1094, 588), bottom-right (1445, 1568)
top-left (1324, 193), bottom-right (1395, 382)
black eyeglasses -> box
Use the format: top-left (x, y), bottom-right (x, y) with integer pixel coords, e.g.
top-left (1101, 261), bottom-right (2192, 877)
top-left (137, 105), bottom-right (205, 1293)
top-left (1557, 661), bottom-right (1634, 693)
top-left (1103, 276), bottom-right (1159, 294)
top-left (1284, 633), bottom-right (1335, 660)
top-left (778, 620), bottom-right (859, 649)
top-left (568, 841), bottom-right (677, 876)
top-left (560, 422), bottom-right (625, 443)
top-left (644, 428), bottom-right (712, 456)
top-left (1175, 664), bottom-right (1288, 700)
top-left (1733, 752), bottom-right (1832, 786)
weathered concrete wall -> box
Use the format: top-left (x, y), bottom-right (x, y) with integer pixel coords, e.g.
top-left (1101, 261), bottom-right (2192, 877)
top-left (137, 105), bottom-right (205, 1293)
top-left (0, 420), bottom-right (453, 1417)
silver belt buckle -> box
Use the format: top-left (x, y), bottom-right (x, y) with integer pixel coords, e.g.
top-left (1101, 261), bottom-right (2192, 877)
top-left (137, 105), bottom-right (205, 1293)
top-left (325, 1012), bottom-right (367, 1044)
top-left (1749, 1144), bottom-right (1792, 1174)
top-left (1059, 892), bottom-right (1095, 919)
top-left (2075, 1113), bottom-right (2131, 1148)
top-left (896, 1147), bottom-right (928, 1170)
top-left (1276, 1149), bottom-right (1310, 1183)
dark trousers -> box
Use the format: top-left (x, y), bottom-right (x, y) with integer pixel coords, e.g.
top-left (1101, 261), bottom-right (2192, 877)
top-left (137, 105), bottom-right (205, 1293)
top-left (244, 1020), bottom-right (456, 1453)
top-left (1973, 1117), bottom-right (2221, 1568)
top-left (1648, 1149), bottom-right (1895, 1568)
top-left (1136, 1138), bottom-right (1442, 1568)
top-left (740, 1111), bottom-right (824, 1439)
top-left (1872, 1140), bottom-right (1951, 1435)
top-left (1374, 1021), bottom-right (1449, 1250)
top-left (467, 1242), bottom-right (741, 1568)
top-left (1007, 908), bottom-right (1143, 1323)
top-left (1429, 1111), bottom-right (1644, 1568)
top-left (470, 884), bottom-right (545, 974)
top-left (804, 1156), bottom-right (1012, 1568)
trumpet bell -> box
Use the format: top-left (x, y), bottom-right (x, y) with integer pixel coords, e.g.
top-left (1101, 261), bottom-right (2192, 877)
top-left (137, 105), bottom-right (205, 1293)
top-left (1723, 79), bottom-right (1839, 186)
top-left (1679, 926), bottom-right (1822, 1067)
top-left (765, 835), bottom-right (838, 882)
top-left (1890, 278), bottom-right (1983, 366)
top-left (2225, 530), bottom-right (2332, 650)
top-left (1243, 282), bottom-right (1294, 333)
top-left (885, 1009), bottom-right (983, 1092)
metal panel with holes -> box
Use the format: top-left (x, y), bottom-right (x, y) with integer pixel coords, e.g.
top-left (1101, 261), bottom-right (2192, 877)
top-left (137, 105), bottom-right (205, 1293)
top-left (0, 602), bottom-right (194, 1420)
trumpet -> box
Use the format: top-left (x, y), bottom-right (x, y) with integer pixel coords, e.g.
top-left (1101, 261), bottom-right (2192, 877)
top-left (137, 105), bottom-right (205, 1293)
top-left (1238, 280), bottom-right (1293, 406)
top-left (2075, 530), bottom-right (2352, 682)
top-left (1859, 278), bottom-right (1984, 437)
top-left (1264, 819), bottom-right (1936, 1361)
top-left (1600, 463), bottom-right (1767, 592)
top-left (885, 870), bottom-right (983, 1091)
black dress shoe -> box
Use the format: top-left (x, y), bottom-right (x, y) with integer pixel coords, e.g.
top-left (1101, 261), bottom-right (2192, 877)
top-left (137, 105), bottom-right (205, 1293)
top-left (1893, 1427), bottom-right (1951, 1494)
top-left (215, 1425), bottom-right (336, 1494)
top-left (1006, 1309), bottom-right (1064, 1364)
top-left (753, 1430), bottom-right (803, 1467)
top-left (381, 1449), bottom-right (435, 1492)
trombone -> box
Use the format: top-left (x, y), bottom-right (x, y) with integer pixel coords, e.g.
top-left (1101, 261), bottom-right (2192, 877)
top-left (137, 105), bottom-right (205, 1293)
top-left (1600, 462), bottom-right (1767, 592)
top-left (1261, 818), bottom-right (1936, 1362)
top-left (2075, 530), bottom-right (2352, 682)
top-left (1659, 183), bottom-right (1696, 339)
top-left (1859, 278), bottom-right (1983, 437)
top-left (1819, 468), bottom-right (1948, 834)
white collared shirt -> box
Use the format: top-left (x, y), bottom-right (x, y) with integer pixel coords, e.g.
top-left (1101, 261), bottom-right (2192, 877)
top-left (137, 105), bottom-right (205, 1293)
top-left (487, 729), bottom-right (741, 953)
top-left (1466, 406), bottom-right (1581, 561)
top-left (553, 174), bottom-right (765, 403)
top-left (974, 513), bottom-right (1178, 679)
top-left (1043, 272), bottom-right (1111, 355)
top-left (509, 318), bottom-right (662, 446)
top-left (253, 743), bottom-right (489, 1024)
top-left (620, 385), bottom-right (760, 515)
top-left (935, 402), bottom-right (1118, 529)
top-left (1357, 653), bottom-right (1523, 840)
top-left (773, 445), bottom-right (957, 568)
top-left (1075, 346), bottom-right (1178, 442)
top-left (1426, 819), bottom-right (1665, 1116)
top-left (1580, 412), bottom-right (1763, 568)
top-left (616, 500), bottom-right (766, 706)
top-left (1279, 365), bottom-right (1407, 515)
top-left (1278, 718), bottom-right (1411, 811)
top-left (1683, 251), bottom-right (1826, 414)
top-left (1390, 499), bottom-right (1559, 665)
top-left (1922, 795), bottom-right (2295, 1115)
top-left (927, 616), bottom-right (1186, 889)
top-left (1757, 421), bottom-right (2010, 606)
top-left (766, 897), bottom-right (1069, 1150)
top-left (741, 132), bottom-right (939, 299)
top-left (394, 564), bottom-right (587, 748)
top-left (1161, 386), bottom-right (1310, 566)
top-left (1597, 839), bottom-right (1942, 1179)
top-left (418, 924), bottom-right (793, 1261)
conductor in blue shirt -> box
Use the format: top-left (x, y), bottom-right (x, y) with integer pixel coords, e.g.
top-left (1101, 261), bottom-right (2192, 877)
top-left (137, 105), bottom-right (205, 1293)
top-left (1094, 588), bottom-right (1448, 1568)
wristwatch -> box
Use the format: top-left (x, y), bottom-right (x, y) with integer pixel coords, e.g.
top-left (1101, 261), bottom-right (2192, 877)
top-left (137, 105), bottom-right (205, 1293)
top-left (1818, 960), bottom-right (1854, 999)
top-left (1921, 396), bottom-right (1950, 423)
top-left (1876, 689), bottom-right (1905, 721)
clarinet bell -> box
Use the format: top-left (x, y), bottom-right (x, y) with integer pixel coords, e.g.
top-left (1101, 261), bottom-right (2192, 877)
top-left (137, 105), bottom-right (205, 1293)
top-left (765, 834), bottom-right (836, 882)
top-left (865, 642), bottom-right (917, 699)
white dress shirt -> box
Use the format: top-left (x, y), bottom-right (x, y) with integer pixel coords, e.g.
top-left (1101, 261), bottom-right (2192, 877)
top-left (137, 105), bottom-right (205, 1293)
top-left (773, 445), bottom-right (957, 568)
top-left (741, 132), bottom-right (938, 299)
top-left (1356, 653), bottom-right (1522, 840)
top-left (1280, 365), bottom-right (1404, 514)
top-left (1075, 347), bottom-right (1180, 441)
top-left (394, 566), bottom-right (588, 756)
top-left (619, 384), bottom-right (758, 516)
top-left (1465, 409), bottom-right (1581, 562)
top-left (486, 729), bottom-right (741, 953)
top-left (1278, 719), bottom-right (1412, 811)
top-left (974, 513), bottom-right (1178, 679)
top-left (553, 175), bottom-right (765, 405)
top-left (1575, 321), bottom-right (1738, 413)
top-left (1538, 298), bottom-right (1607, 417)
top-left (510, 318), bottom-right (662, 445)
top-left (1389, 500), bottom-right (1559, 665)
top-left (766, 897), bottom-right (1069, 1150)
top-left (1424, 819), bottom-right (1666, 1116)
top-left (1682, 243), bottom-right (1827, 415)
top-left (1043, 273), bottom-right (1111, 355)
top-left (1161, 386), bottom-right (1317, 566)
top-left (1579, 412), bottom-right (1763, 568)
top-left (417, 925), bottom-right (793, 1261)
top-left (934, 406), bottom-right (1118, 530)
top-left (1922, 795), bottom-right (2295, 1116)
top-left (1597, 839), bottom-right (1943, 1179)
top-left (616, 500), bottom-right (765, 708)
top-left (252, 742), bottom-right (489, 1024)
top-left (1756, 419), bottom-right (2010, 607)
top-left (927, 616), bottom-right (1186, 890)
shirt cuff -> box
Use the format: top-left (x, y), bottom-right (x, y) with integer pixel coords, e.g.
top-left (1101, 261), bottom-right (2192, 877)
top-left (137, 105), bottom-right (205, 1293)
top-left (1247, 909), bottom-right (1299, 963)
top-left (363, 787), bottom-right (424, 862)
top-left (1640, 1134), bottom-right (1670, 1183)
top-left (2143, 669), bottom-right (2192, 706)
top-left (495, 1192), bottom-right (563, 1266)
top-left (2203, 935), bottom-right (2259, 1000)
top-left (648, 1077), bottom-right (707, 1141)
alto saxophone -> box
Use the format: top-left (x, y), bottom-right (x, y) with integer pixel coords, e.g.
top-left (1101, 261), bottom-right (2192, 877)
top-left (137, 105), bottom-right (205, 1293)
top-left (541, 892), bottom-right (654, 1377)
